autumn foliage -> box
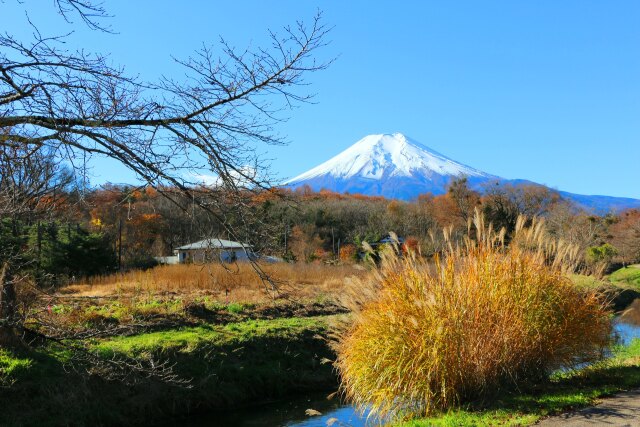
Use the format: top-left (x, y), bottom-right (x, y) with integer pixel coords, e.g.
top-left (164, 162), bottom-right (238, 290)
top-left (21, 179), bottom-right (640, 276)
top-left (339, 244), bottom-right (356, 261)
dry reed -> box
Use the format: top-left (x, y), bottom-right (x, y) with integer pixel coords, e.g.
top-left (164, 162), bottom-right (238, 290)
top-left (335, 211), bottom-right (612, 420)
top-left (60, 262), bottom-right (366, 303)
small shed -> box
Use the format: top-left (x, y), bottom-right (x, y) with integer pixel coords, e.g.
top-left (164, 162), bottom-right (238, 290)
top-left (175, 238), bottom-right (253, 263)
top-left (154, 255), bottom-right (179, 265)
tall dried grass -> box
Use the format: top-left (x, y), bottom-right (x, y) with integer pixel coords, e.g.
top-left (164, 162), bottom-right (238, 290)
top-left (60, 262), bottom-right (366, 303)
top-left (335, 211), bottom-right (612, 420)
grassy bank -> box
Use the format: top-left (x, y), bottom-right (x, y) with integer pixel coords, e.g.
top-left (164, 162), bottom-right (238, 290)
top-left (5, 319), bottom-right (640, 427)
top-left (395, 339), bottom-right (640, 426)
top-left (570, 265), bottom-right (640, 293)
top-left (570, 271), bottom-right (640, 312)
top-left (4, 262), bottom-right (640, 427)
top-left (0, 315), bottom-right (338, 427)
top-left (609, 264), bottom-right (640, 289)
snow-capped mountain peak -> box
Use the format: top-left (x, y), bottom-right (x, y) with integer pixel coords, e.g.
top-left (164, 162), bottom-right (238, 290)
top-left (283, 132), bottom-right (640, 211)
top-left (286, 132), bottom-right (489, 183)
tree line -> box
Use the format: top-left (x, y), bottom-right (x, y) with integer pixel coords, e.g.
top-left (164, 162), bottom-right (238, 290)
top-left (10, 176), bottom-right (634, 279)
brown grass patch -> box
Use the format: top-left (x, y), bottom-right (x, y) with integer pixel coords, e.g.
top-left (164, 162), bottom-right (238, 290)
top-left (59, 262), bottom-right (367, 304)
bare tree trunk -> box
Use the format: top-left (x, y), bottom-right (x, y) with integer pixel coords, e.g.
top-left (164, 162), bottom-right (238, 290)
top-left (118, 218), bottom-right (123, 271)
top-left (0, 261), bottom-right (17, 345)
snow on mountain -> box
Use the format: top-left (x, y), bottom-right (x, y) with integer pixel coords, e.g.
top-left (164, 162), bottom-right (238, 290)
top-left (284, 132), bottom-right (640, 212)
top-left (286, 133), bottom-right (490, 183)
top-left (284, 133), bottom-right (500, 200)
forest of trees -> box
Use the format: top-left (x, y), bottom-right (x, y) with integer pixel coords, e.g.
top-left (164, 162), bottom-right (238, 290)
top-left (6, 177), bottom-right (636, 283)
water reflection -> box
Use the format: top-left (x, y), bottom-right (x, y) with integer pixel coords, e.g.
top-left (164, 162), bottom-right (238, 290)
top-left (615, 299), bottom-right (640, 345)
top-left (177, 391), bottom-right (369, 427)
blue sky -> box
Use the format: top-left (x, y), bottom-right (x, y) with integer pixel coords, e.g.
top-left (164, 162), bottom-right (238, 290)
top-left (4, 1), bottom-right (640, 198)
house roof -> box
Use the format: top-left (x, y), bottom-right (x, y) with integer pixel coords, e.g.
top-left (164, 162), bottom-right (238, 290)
top-left (378, 235), bottom-right (405, 244)
top-left (176, 238), bottom-right (251, 251)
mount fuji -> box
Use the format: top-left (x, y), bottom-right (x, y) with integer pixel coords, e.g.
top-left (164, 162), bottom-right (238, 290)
top-left (285, 133), bottom-right (640, 212)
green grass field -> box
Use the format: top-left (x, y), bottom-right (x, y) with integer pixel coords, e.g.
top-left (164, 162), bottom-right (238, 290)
top-left (608, 265), bottom-right (640, 289)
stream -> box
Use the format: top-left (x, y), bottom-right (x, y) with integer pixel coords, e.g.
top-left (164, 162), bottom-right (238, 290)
top-left (171, 315), bottom-right (640, 427)
top-left (192, 391), bottom-right (369, 427)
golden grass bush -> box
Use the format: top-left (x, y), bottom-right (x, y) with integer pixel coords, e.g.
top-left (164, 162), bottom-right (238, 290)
top-left (335, 212), bottom-right (612, 420)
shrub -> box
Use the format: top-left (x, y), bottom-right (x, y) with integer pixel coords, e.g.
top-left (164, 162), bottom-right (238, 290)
top-left (586, 243), bottom-right (618, 267)
top-left (402, 237), bottom-right (419, 254)
top-left (339, 244), bottom-right (356, 262)
top-left (310, 248), bottom-right (330, 262)
top-left (335, 213), bottom-right (612, 420)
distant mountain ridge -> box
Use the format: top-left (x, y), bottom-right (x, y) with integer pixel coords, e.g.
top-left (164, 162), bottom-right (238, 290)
top-left (285, 133), bottom-right (640, 213)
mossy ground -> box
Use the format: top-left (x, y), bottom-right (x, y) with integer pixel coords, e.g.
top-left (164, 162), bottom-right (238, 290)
top-left (42, 295), bottom-right (344, 334)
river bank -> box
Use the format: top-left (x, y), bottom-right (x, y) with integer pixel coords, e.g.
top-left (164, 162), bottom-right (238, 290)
top-left (0, 315), bottom-right (339, 427)
top-left (5, 314), bottom-right (640, 427)
top-left (2, 273), bottom-right (640, 426)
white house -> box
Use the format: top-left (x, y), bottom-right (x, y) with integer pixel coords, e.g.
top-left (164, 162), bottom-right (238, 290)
top-left (174, 238), bottom-right (254, 264)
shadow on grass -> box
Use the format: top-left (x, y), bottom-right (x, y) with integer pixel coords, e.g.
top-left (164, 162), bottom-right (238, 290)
top-left (400, 359), bottom-right (640, 427)
top-left (0, 318), bottom-right (338, 427)
top-left (442, 364), bottom-right (640, 426)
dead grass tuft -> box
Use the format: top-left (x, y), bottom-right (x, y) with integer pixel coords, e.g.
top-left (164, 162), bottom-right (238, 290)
top-left (334, 211), bottom-right (612, 420)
